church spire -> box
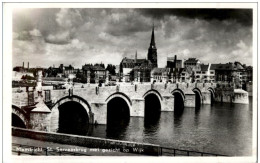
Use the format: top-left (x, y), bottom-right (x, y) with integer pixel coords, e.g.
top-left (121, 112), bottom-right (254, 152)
top-left (147, 23), bottom-right (158, 68)
top-left (150, 23), bottom-right (156, 49)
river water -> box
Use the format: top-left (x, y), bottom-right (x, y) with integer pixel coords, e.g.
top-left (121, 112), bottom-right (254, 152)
top-left (83, 97), bottom-right (253, 156)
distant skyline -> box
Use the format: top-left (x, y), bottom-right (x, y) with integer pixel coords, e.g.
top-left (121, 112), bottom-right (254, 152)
top-left (13, 8), bottom-right (253, 68)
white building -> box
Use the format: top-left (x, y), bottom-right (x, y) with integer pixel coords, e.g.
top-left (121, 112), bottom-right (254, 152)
top-left (151, 68), bottom-right (169, 83)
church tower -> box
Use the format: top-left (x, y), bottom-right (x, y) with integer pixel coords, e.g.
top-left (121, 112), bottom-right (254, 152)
top-left (147, 24), bottom-right (158, 68)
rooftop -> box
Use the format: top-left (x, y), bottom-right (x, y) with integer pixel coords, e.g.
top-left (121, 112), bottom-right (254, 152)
top-left (151, 68), bottom-right (168, 74)
top-left (184, 58), bottom-right (199, 63)
top-left (200, 64), bottom-right (209, 71)
top-left (121, 57), bottom-right (135, 63)
top-left (210, 63), bottom-right (233, 70)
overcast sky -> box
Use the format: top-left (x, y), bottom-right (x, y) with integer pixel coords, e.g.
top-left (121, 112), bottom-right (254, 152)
top-left (12, 8), bottom-right (252, 68)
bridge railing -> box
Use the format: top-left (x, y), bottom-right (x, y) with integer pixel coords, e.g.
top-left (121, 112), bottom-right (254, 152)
top-left (159, 146), bottom-right (227, 156)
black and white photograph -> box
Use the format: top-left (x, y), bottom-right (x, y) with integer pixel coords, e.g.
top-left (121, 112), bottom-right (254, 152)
top-left (2, 2), bottom-right (257, 163)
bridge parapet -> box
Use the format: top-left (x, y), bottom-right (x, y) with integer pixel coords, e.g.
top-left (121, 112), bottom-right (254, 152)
top-left (13, 92), bottom-right (29, 107)
top-left (12, 83), bottom-right (217, 109)
top-left (13, 82), bottom-right (249, 131)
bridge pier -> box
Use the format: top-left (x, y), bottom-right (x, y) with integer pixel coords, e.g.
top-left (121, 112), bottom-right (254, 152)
top-left (201, 91), bottom-right (211, 104)
top-left (161, 96), bottom-right (174, 111)
top-left (131, 98), bottom-right (145, 117)
top-left (184, 93), bottom-right (196, 107)
top-left (91, 102), bottom-right (107, 125)
top-left (30, 111), bottom-right (51, 131)
top-left (30, 97), bottom-right (51, 131)
top-left (13, 83), bottom-right (251, 136)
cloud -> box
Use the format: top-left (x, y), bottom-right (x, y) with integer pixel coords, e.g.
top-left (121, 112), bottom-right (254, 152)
top-left (45, 31), bottom-right (71, 44)
top-left (12, 8), bottom-right (253, 68)
top-left (14, 31), bottom-right (32, 41)
top-left (138, 9), bottom-right (252, 26)
top-left (231, 40), bottom-right (252, 57)
top-left (105, 9), bottom-right (152, 36)
top-left (56, 9), bottom-right (83, 29)
top-left (45, 8), bottom-right (85, 44)
top-left (29, 29), bottom-right (42, 37)
top-left (157, 14), bottom-right (252, 65)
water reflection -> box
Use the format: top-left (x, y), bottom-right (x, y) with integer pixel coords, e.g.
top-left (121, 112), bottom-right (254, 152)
top-left (64, 98), bottom-right (253, 156)
top-left (106, 118), bottom-right (130, 139)
top-left (144, 112), bottom-right (161, 135)
top-left (194, 107), bottom-right (201, 127)
top-left (173, 110), bottom-right (183, 128)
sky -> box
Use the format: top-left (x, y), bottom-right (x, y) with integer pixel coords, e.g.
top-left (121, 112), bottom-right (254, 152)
top-left (12, 8), bottom-right (253, 68)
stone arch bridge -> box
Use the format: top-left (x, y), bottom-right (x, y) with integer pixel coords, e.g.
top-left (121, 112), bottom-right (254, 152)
top-left (12, 83), bottom-right (219, 132)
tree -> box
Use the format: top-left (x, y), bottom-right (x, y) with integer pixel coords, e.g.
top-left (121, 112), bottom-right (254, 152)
top-left (90, 69), bottom-right (96, 83)
top-left (21, 75), bottom-right (26, 80)
top-left (106, 64), bottom-right (116, 75)
top-left (234, 76), bottom-right (241, 89)
top-left (76, 69), bottom-right (82, 78)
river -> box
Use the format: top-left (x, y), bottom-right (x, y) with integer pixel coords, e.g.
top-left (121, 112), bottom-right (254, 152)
top-left (83, 97), bottom-right (253, 156)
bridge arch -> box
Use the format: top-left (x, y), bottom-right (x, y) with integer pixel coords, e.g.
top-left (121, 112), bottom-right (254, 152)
top-left (171, 89), bottom-right (185, 102)
top-left (105, 92), bottom-right (131, 136)
top-left (207, 87), bottom-right (215, 105)
top-left (143, 89), bottom-right (163, 101)
top-left (207, 87), bottom-right (215, 96)
top-left (12, 105), bottom-right (28, 128)
top-left (171, 89), bottom-right (185, 114)
top-left (49, 95), bottom-right (92, 134)
top-left (105, 92), bottom-right (132, 109)
top-left (192, 88), bottom-right (202, 108)
top-left (143, 89), bottom-right (162, 121)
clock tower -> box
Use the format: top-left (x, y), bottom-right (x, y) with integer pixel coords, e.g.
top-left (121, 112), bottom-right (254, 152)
top-left (147, 24), bottom-right (158, 68)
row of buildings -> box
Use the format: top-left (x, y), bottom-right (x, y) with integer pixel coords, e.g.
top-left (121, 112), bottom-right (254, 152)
top-left (13, 62), bottom-right (114, 84)
top-left (13, 25), bottom-right (253, 86)
top-left (118, 26), bottom-right (253, 85)
top-left (120, 55), bottom-right (252, 84)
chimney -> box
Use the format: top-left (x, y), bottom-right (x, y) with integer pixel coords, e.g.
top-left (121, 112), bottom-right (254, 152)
top-left (135, 50), bottom-right (137, 63)
top-left (174, 55), bottom-right (177, 69)
top-left (23, 62), bottom-right (24, 68)
top-left (28, 62), bottom-right (29, 69)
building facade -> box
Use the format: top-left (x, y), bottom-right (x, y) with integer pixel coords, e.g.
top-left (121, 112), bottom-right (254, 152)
top-left (82, 64), bottom-right (107, 83)
top-left (120, 25), bottom-right (158, 82)
top-left (151, 68), bottom-right (169, 83)
top-left (184, 58), bottom-right (201, 69)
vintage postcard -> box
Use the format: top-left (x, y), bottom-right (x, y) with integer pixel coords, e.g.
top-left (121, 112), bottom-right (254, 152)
top-left (2, 2), bottom-right (257, 163)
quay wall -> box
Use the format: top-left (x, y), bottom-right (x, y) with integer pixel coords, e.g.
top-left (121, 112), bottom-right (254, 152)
top-left (12, 127), bottom-right (160, 156)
